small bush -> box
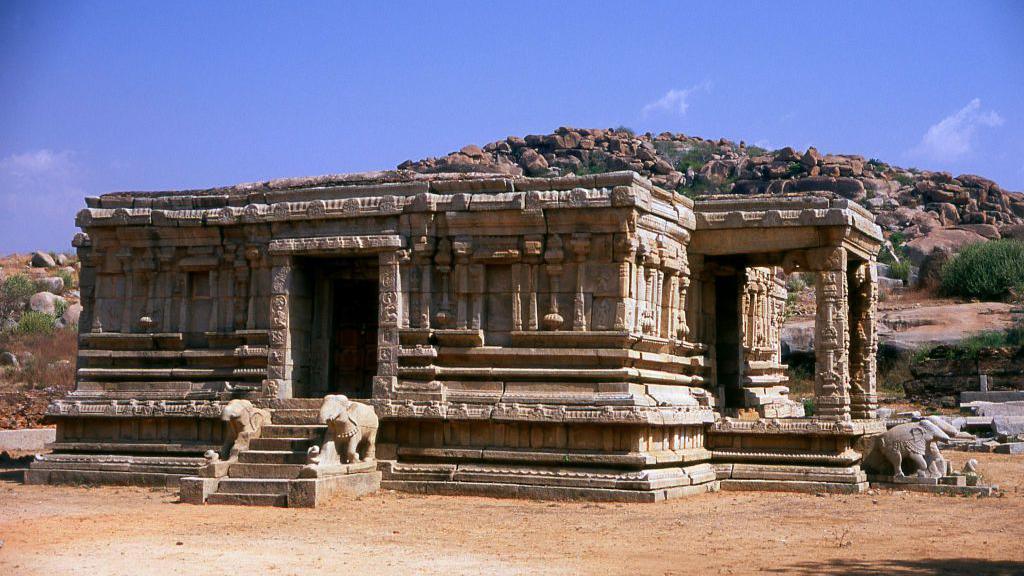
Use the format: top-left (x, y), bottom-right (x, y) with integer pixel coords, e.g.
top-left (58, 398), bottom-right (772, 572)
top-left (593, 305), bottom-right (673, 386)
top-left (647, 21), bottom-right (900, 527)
top-left (14, 311), bottom-right (56, 335)
top-left (674, 142), bottom-right (718, 174)
top-left (888, 260), bottom-right (910, 285)
top-left (940, 239), bottom-right (1024, 301)
top-left (612, 125), bottom-right (635, 136)
top-left (56, 268), bottom-right (75, 290)
top-left (745, 145), bottom-right (768, 157)
top-left (894, 173), bottom-right (915, 187)
top-left (0, 274), bottom-right (37, 321)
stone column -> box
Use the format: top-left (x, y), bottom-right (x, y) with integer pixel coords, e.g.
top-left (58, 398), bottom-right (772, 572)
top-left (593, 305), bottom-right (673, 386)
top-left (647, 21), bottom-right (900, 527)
top-left (848, 258), bottom-right (879, 419)
top-left (267, 255), bottom-right (293, 399)
top-left (810, 247), bottom-right (851, 420)
top-left (543, 234), bottom-right (564, 330)
top-left (434, 239), bottom-right (453, 328)
top-left (570, 233), bottom-right (590, 331)
top-left (117, 250), bottom-right (134, 333)
top-left (374, 250), bottom-right (402, 399)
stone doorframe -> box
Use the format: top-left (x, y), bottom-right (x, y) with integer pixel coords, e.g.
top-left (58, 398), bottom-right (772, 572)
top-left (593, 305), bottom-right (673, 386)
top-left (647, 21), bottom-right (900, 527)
top-left (263, 234), bottom-right (404, 400)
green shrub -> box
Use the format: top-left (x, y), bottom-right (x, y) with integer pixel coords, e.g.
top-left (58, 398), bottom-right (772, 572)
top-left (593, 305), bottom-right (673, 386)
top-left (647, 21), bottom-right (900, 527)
top-left (56, 268), bottom-right (75, 290)
top-left (888, 260), bottom-right (910, 285)
top-left (894, 173), bottom-right (915, 187)
top-left (745, 145), bottom-right (768, 157)
top-left (674, 142), bottom-right (718, 174)
top-left (15, 311), bottom-right (56, 335)
top-left (940, 239), bottom-right (1024, 301)
top-left (801, 398), bottom-right (815, 417)
top-left (0, 274), bottom-right (37, 321)
top-left (612, 125), bottom-right (634, 136)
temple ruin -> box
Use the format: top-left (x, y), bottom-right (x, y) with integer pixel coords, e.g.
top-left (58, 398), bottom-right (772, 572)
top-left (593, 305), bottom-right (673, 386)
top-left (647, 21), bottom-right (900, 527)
top-left (26, 170), bottom-right (891, 504)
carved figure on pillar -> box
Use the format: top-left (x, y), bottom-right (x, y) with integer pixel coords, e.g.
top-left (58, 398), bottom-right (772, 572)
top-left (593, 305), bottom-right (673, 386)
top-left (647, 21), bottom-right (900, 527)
top-left (810, 247), bottom-right (852, 420)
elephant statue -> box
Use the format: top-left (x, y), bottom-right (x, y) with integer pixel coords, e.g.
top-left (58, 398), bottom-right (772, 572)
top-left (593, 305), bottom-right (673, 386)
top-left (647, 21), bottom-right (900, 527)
top-left (861, 415), bottom-right (958, 479)
top-left (202, 399), bottom-right (270, 476)
top-left (301, 395), bottom-right (378, 477)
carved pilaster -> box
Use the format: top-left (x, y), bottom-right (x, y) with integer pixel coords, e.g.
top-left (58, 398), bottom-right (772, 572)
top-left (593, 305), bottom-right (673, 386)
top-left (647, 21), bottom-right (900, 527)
top-left (453, 240), bottom-right (471, 329)
top-left (434, 239), bottom-right (452, 328)
top-left (543, 234), bottom-right (564, 330)
top-left (810, 247), bottom-right (851, 421)
top-left (849, 258), bottom-right (879, 419)
top-left (376, 250), bottom-right (402, 397)
top-left (571, 233), bottom-right (590, 331)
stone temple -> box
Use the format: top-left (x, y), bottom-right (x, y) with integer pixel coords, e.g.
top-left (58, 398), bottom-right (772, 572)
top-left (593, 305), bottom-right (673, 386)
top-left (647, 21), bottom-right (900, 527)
top-left (27, 169), bottom-right (888, 505)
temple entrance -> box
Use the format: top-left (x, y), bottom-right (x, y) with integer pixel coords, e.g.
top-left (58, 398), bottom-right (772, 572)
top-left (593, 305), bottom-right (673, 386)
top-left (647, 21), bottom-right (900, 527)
top-left (713, 272), bottom-right (743, 411)
top-left (328, 276), bottom-right (378, 398)
top-left (295, 256), bottom-right (379, 399)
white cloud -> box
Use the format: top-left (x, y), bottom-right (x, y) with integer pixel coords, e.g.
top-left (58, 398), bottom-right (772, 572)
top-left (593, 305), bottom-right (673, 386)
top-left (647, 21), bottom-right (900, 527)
top-left (642, 81), bottom-right (712, 117)
top-left (909, 98), bottom-right (1004, 162)
top-left (0, 149), bottom-right (86, 252)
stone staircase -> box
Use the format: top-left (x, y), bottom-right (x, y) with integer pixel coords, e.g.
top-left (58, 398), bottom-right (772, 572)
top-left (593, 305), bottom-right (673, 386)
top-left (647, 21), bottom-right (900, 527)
top-left (205, 399), bottom-right (325, 507)
top-left (180, 397), bottom-right (382, 507)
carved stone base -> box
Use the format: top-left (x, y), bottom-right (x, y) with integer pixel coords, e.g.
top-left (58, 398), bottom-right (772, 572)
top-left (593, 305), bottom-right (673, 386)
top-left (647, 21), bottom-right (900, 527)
top-left (180, 470), bottom-right (381, 507)
top-left (26, 453), bottom-right (207, 488)
top-left (867, 475), bottom-right (997, 496)
top-left (715, 463), bottom-right (869, 494)
top-left (379, 461), bottom-right (718, 502)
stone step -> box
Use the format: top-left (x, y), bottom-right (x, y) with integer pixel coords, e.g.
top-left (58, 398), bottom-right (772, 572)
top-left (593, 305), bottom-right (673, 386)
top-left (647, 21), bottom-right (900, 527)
top-left (270, 409), bottom-right (321, 425)
top-left (216, 478), bottom-right (290, 495)
top-left (249, 437), bottom-right (313, 451)
top-left (261, 398), bottom-right (325, 410)
top-left (206, 492), bottom-right (288, 507)
top-left (238, 450), bottom-right (308, 465)
top-left (229, 463), bottom-right (306, 479)
top-left (261, 425), bottom-right (326, 439)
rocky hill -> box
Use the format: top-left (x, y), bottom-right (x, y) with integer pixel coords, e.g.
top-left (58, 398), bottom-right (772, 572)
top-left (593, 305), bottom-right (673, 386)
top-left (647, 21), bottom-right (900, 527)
top-left (400, 127), bottom-right (1024, 258)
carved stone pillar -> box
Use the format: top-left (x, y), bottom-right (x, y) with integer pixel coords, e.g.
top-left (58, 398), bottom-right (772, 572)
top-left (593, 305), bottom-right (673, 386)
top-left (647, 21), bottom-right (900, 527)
top-left (374, 250), bottom-right (402, 399)
top-left (117, 250), bottom-right (134, 333)
top-left (453, 240), bottom-right (471, 330)
top-left (613, 236), bottom-right (636, 332)
top-left (849, 258), bottom-right (879, 419)
top-left (434, 239), bottom-right (452, 328)
top-left (245, 246), bottom-right (262, 330)
top-left (267, 255), bottom-right (293, 399)
top-left (570, 233), bottom-right (590, 331)
top-left (543, 234), bottom-right (564, 330)
top-left (398, 250), bottom-right (412, 330)
top-left (810, 247), bottom-right (851, 420)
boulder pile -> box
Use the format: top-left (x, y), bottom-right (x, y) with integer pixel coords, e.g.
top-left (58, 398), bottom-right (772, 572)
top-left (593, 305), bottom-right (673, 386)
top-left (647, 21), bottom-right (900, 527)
top-left (400, 127), bottom-right (1024, 244)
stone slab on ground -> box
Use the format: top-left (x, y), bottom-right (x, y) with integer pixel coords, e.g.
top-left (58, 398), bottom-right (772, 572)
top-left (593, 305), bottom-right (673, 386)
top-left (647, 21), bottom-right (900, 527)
top-left (971, 402), bottom-right (1024, 417)
top-left (961, 391), bottom-right (1024, 403)
top-left (992, 416), bottom-right (1024, 439)
top-left (994, 442), bottom-right (1024, 455)
top-left (869, 481), bottom-right (997, 496)
top-left (0, 428), bottom-right (56, 453)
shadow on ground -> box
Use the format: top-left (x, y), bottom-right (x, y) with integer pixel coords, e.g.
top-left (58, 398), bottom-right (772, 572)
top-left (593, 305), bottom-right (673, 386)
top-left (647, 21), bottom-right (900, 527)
top-left (769, 559), bottom-right (1024, 576)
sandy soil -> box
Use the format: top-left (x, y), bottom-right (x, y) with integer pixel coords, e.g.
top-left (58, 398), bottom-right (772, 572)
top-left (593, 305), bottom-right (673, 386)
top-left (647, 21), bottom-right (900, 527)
top-left (1, 453), bottom-right (1023, 576)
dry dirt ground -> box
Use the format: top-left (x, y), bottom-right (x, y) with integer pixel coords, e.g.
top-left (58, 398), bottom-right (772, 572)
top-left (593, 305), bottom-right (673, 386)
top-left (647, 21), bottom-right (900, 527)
top-left (1, 453), bottom-right (1023, 576)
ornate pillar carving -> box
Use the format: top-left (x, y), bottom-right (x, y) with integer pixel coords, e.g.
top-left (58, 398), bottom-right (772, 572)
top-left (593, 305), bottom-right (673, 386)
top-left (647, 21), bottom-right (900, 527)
top-left (117, 249), bottom-right (134, 333)
top-left (413, 236), bottom-right (434, 330)
top-left (524, 235), bottom-right (543, 331)
top-left (434, 239), bottom-right (452, 328)
top-left (613, 235), bottom-right (636, 332)
top-left (398, 250), bottom-right (412, 330)
top-left (453, 240), bottom-right (471, 329)
top-left (570, 233), bottom-right (590, 331)
top-left (810, 247), bottom-right (851, 420)
top-left (374, 250), bottom-right (402, 399)
top-left (849, 258), bottom-right (879, 419)
top-left (543, 234), bottom-right (564, 330)
top-left (267, 255), bottom-right (293, 399)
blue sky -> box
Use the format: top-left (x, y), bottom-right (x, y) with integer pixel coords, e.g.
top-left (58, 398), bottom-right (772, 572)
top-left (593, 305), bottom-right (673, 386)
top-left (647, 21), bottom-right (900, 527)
top-left (1, 1), bottom-right (1022, 252)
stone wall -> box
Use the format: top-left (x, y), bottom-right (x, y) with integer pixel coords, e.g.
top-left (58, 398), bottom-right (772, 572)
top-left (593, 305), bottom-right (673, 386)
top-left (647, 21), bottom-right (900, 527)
top-left (906, 346), bottom-right (1024, 401)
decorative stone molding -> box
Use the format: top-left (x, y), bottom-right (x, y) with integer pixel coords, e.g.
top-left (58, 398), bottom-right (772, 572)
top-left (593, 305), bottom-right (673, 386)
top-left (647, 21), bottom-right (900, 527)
top-left (268, 234), bottom-right (403, 255)
top-left (46, 399), bottom-right (224, 418)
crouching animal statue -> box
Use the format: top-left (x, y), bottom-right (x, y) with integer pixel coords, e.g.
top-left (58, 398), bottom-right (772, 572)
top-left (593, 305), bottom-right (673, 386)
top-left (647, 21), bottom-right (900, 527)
top-left (860, 415), bottom-right (959, 479)
top-left (302, 395), bottom-right (379, 476)
top-left (202, 399), bottom-right (270, 476)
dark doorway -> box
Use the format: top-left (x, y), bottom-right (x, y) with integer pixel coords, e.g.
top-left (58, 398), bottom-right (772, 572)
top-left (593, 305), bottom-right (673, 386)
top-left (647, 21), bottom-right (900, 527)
top-left (329, 277), bottom-right (378, 398)
top-left (714, 273), bottom-right (743, 410)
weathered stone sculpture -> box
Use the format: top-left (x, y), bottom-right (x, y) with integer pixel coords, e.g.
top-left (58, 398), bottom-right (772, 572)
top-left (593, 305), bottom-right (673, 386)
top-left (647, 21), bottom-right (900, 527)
top-left (201, 399), bottom-right (270, 476)
top-left (861, 416), bottom-right (957, 479)
top-left (302, 395), bottom-right (378, 477)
